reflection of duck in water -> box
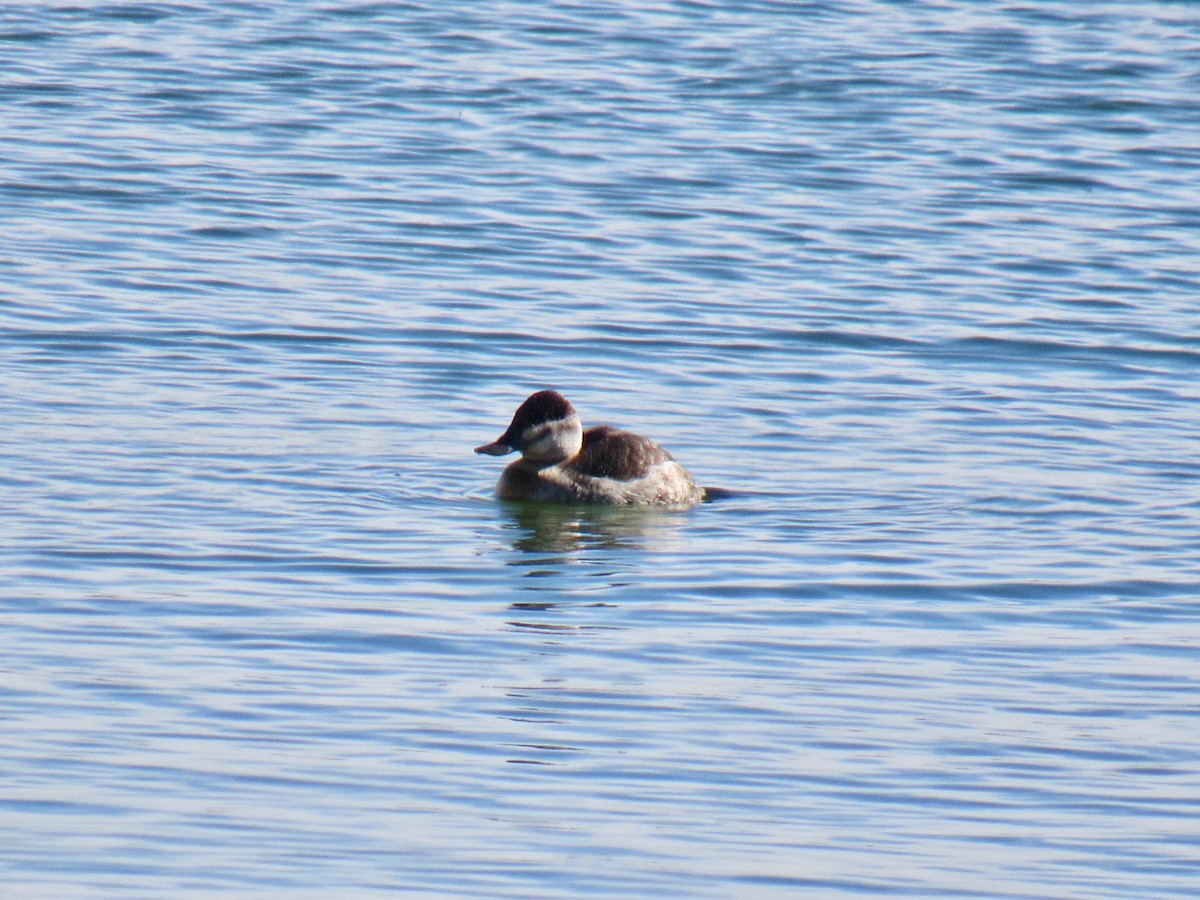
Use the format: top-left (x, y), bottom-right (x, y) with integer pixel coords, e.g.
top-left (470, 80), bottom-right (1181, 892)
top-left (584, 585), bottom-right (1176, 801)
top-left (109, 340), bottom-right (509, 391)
top-left (502, 500), bottom-right (692, 554)
top-left (475, 390), bottom-right (705, 507)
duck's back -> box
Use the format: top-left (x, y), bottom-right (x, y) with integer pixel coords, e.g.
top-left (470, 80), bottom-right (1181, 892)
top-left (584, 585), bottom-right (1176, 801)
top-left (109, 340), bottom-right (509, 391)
top-left (573, 425), bottom-right (672, 481)
top-left (540, 425), bottom-right (700, 505)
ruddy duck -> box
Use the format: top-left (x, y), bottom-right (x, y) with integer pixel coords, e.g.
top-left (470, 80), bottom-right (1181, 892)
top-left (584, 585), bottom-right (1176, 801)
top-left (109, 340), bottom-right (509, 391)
top-left (475, 390), bottom-right (705, 506)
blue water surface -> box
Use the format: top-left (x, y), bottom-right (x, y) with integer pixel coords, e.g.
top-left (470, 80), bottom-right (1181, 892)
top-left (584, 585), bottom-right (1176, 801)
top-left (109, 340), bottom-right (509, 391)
top-left (3, 2), bottom-right (1200, 897)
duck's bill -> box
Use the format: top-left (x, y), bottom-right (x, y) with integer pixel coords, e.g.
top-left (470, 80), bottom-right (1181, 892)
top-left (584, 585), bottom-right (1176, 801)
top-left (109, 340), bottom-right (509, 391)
top-left (474, 440), bottom-right (514, 456)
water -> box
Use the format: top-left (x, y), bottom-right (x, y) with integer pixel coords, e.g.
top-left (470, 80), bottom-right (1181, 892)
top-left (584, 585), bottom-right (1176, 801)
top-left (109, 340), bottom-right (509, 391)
top-left (3, 1), bottom-right (1200, 896)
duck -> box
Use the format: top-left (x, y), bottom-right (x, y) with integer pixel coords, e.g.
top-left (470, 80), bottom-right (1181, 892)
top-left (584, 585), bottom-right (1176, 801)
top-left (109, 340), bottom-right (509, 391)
top-left (474, 390), bottom-right (706, 506)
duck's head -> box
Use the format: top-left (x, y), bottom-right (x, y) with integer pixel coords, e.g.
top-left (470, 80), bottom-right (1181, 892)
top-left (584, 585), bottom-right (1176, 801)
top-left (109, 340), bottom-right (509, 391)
top-left (475, 389), bottom-right (583, 466)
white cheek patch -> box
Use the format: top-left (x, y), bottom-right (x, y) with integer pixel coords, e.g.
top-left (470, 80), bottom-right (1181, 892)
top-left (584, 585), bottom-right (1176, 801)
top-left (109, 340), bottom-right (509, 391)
top-left (525, 434), bottom-right (556, 457)
top-left (522, 422), bottom-right (553, 447)
top-left (521, 415), bottom-right (580, 459)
